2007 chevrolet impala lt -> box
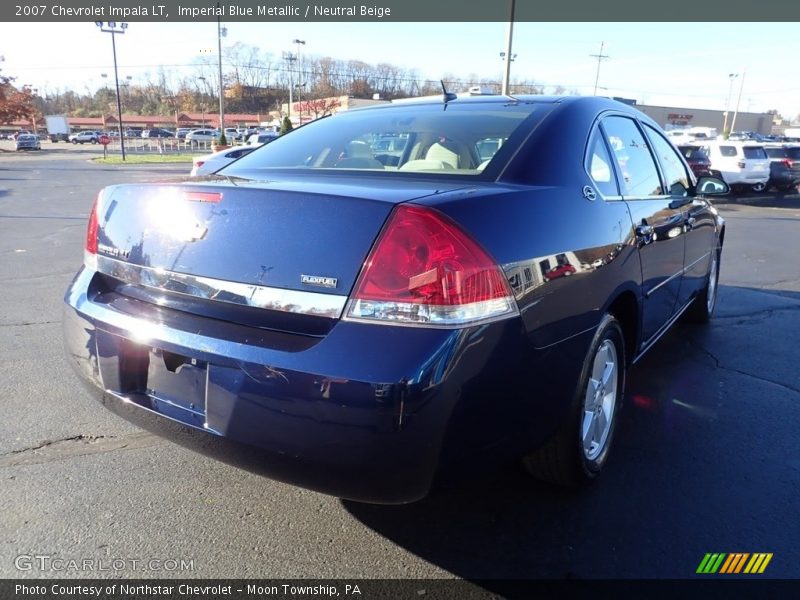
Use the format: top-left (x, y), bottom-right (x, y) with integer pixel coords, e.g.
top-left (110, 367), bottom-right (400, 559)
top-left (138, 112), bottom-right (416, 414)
top-left (64, 95), bottom-right (728, 503)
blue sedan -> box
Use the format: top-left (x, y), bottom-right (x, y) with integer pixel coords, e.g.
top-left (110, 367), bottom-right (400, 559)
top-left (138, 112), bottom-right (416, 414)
top-left (64, 95), bottom-right (728, 503)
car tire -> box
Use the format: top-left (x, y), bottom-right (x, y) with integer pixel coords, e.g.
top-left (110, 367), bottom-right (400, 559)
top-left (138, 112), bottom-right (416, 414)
top-left (522, 313), bottom-right (625, 487)
top-left (71, 139), bottom-right (78, 144)
top-left (91, 139), bottom-right (98, 144)
top-left (684, 248), bottom-right (720, 324)
top-left (751, 182), bottom-right (767, 193)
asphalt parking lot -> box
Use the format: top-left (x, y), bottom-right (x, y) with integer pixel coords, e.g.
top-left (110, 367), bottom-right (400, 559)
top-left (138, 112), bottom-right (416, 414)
top-left (0, 148), bottom-right (798, 582)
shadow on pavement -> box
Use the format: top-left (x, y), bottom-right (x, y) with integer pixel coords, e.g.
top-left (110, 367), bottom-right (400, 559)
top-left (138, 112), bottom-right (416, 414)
top-left (341, 285), bottom-right (800, 584)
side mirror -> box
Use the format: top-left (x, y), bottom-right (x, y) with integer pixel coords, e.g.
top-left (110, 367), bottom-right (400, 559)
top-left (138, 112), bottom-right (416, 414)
top-left (695, 176), bottom-right (729, 195)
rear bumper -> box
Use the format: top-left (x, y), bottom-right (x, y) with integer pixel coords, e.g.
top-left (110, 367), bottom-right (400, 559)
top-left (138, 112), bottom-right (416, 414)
top-left (64, 267), bottom-right (536, 503)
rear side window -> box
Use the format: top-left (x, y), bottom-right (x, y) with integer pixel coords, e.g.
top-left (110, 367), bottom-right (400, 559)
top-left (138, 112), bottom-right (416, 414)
top-left (786, 147), bottom-right (800, 160)
top-left (585, 128), bottom-right (618, 197)
top-left (743, 146), bottom-right (767, 159)
top-left (765, 147), bottom-right (787, 159)
top-left (719, 146), bottom-right (738, 157)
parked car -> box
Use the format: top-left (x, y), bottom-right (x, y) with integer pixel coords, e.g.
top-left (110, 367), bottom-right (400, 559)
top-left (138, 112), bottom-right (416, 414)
top-left (142, 128), bottom-right (174, 138)
top-left (696, 141), bottom-right (770, 192)
top-left (124, 128), bottom-right (143, 138)
top-left (185, 128), bottom-right (219, 145)
top-left (677, 145), bottom-right (715, 178)
top-left (763, 144), bottom-right (800, 191)
top-left (190, 146), bottom-right (256, 176)
top-left (246, 132), bottom-right (279, 146)
top-left (68, 131), bottom-right (101, 144)
top-left (175, 128), bottom-right (192, 139)
top-left (544, 263), bottom-right (577, 281)
top-left (64, 96), bottom-right (728, 503)
top-left (15, 134), bottom-right (41, 151)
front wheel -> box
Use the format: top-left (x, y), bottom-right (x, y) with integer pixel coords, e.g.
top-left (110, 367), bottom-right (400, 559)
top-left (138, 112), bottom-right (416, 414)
top-left (751, 182), bottom-right (767, 193)
top-left (71, 139), bottom-right (77, 144)
top-left (522, 314), bottom-right (626, 486)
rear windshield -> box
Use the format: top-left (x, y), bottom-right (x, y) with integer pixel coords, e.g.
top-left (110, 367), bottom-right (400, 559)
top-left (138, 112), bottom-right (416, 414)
top-left (785, 147), bottom-right (800, 160)
top-left (743, 146), bottom-right (767, 159)
top-left (222, 101), bottom-right (547, 178)
top-left (678, 146), bottom-right (708, 160)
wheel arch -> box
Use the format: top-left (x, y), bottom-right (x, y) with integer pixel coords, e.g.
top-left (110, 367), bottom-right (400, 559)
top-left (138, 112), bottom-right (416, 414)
top-left (605, 290), bottom-right (639, 367)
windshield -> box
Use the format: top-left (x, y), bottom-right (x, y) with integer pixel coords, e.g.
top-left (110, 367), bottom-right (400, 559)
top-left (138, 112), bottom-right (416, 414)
top-left (222, 101), bottom-right (547, 178)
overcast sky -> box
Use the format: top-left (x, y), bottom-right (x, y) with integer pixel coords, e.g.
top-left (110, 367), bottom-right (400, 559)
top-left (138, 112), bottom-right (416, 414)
top-left (2, 21), bottom-right (798, 118)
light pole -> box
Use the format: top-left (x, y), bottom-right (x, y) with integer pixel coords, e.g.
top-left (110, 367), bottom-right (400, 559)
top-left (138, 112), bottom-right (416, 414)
top-left (722, 73), bottom-right (739, 138)
top-left (95, 21), bottom-right (128, 160)
top-left (730, 70), bottom-right (747, 136)
top-left (216, 8), bottom-right (226, 138)
top-left (500, 0), bottom-right (516, 95)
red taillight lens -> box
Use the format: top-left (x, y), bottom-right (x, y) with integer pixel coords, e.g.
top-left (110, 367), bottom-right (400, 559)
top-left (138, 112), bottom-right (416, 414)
top-left (782, 159), bottom-right (793, 168)
top-left (84, 196), bottom-right (99, 270)
top-left (345, 204), bottom-right (517, 327)
top-left (85, 197), bottom-right (99, 254)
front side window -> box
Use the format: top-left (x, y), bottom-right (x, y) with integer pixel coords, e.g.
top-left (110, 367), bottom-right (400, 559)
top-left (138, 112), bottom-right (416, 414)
top-left (719, 145), bottom-right (738, 157)
top-left (601, 116), bottom-right (663, 197)
top-left (644, 124), bottom-right (690, 197)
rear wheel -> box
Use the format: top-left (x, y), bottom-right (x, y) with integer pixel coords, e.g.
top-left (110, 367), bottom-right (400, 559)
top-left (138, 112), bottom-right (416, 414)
top-left (685, 248), bottom-right (720, 323)
top-left (523, 314), bottom-right (625, 487)
top-left (751, 182), bottom-right (767, 193)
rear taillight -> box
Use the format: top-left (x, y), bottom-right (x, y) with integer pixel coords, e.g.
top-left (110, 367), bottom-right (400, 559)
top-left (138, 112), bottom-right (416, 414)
top-left (84, 196), bottom-right (99, 270)
top-left (782, 159), bottom-right (793, 168)
top-left (344, 204), bottom-right (518, 327)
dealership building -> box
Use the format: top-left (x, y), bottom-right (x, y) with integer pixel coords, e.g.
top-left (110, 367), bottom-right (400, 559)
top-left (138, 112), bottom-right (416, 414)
top-left (615, 99), bottom-right (776, 135)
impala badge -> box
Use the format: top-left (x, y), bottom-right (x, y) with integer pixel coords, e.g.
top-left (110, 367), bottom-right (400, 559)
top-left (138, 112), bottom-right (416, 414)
top-left (301, 274), bottom-right (338, 289)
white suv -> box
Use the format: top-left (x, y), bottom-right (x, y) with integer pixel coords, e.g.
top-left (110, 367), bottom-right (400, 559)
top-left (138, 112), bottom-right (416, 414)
top-left (697, 141), bottom-right (770, 192)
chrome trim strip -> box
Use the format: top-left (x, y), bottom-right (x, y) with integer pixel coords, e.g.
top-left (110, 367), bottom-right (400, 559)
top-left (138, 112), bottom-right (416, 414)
top-left (634, 297), bottom-right (694, 364)
top-left (94, 255), bottom-right (347, 319)
top-left (644, 269), bottom-right (683, 299)
top-left (683, 251), bottom-right (711, 273)
top-left (644, 252), bottom-right (710, 299)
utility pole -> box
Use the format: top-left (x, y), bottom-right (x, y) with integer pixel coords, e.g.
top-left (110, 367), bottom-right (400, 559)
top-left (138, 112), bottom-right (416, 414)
top-left (292, 39), bottom-right (305, 120)
top-left (283, 51), bottom-right (297, 120)
top-left (591, 41), bottom-right (610, 96)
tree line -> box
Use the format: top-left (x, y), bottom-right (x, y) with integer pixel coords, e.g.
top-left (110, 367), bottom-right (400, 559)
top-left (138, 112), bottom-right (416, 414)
top-left (22, 42), bottom-right (575, 120)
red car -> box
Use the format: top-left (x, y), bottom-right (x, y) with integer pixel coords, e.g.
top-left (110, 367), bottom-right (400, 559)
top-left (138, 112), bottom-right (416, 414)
top-left (544, 263), bottom-right (577, 281)
top-left (677, 145), bottom-right (714, 178)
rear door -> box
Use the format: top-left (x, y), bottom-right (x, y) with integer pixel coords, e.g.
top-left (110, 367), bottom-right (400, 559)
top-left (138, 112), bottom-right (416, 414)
top-left (601, 115), bottom-right (686, 344)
